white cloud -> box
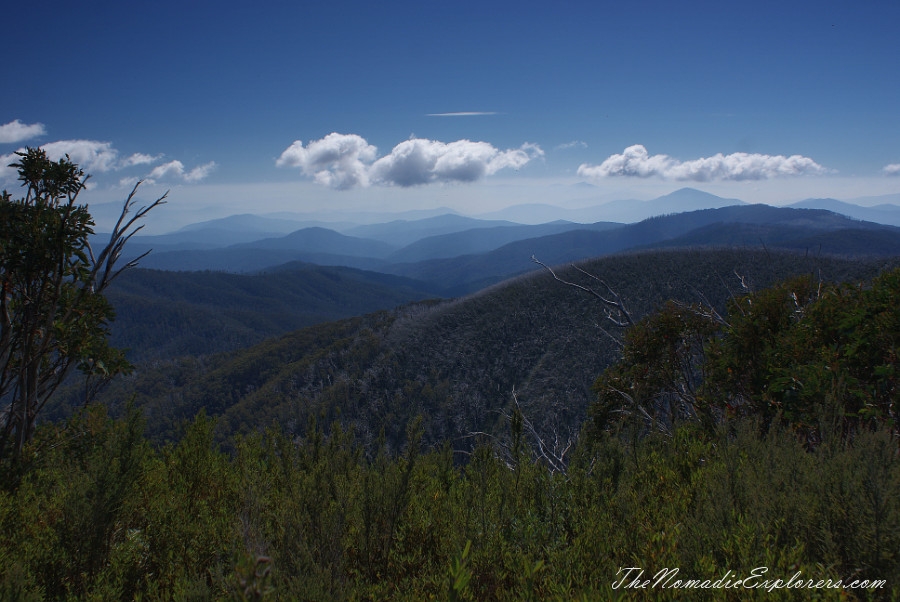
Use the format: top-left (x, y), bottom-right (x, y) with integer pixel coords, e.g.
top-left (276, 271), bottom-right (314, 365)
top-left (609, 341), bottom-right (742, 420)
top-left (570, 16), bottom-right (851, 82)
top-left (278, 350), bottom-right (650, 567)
top-left (578, 144), bottom-right (829, 182)
top-left (40, 140), bottom-right (120, 173)
top-left (883, 163), bottom-right (900, 176)
top-left (144, 159), bottom-right (217, 184)
top-left (0, 136), bottom-right (213, 188)
top-left (277, 133), bottom-right (542, 189)
top-left (147, 160), bottom-right (186, 182)
top-left (372, 139), bottom-right (540, 186)
top-left (185, 161), bottom-right (217, 182)
top-left (0, 120), bottom-right (46, 144)
top-left (121, 152), bottom-right (160, 167)
top-left (0, 153), bottom-right (18, 182)
top-left (276, 133), bottom-right (377, 189)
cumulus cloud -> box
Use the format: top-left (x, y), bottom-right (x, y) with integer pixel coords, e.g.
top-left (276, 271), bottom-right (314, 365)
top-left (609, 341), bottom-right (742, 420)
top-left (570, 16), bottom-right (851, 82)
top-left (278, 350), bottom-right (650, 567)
top-left (0, 119), bottom-right (46, 144)
top-left (144, 160), bottom-right (217, 184)
top-left (372, 139), bottom-right (541, 186)
top-left (883, 163), bottom-right (900, 176)
top-left (276, 133), bottom-right (377, 189)
top-left (41, 140), bottom-right (120, 173)
top-left (277, 133), bottom-right (542, 189)
top-left (578, 144), bottom-right (829, 182)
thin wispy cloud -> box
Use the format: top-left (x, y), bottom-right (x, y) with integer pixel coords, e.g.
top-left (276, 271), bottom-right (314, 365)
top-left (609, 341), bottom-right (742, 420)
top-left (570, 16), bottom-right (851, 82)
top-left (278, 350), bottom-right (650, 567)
top-left (426, 112), bottom-right (499, 117)
top-left (578, 144), bottom-right (829, 182)
top-left (0, 119), bottom-right (46, 144)
top-left (555, 140), bottom-right (588, 151)
top-left (883, 163), bottom-right (900, 176)
top-left (277, 133), bottom-right (542, 189)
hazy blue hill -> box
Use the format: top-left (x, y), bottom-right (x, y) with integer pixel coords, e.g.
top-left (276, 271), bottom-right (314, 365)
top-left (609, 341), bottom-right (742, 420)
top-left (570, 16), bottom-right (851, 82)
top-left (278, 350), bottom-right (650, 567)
top-left (177, 213), bottom-right (339, 234)
top-left (111, 228), bottom-right (289, 259)
top-left (88, 249), bottom-right (895, 447)
top-left (386, 221), bottom-right (621, 263)
top-left (473, 203), bottom-right (614, 224)
top-left (265, 206), bottom-right (460, 227)
top-left (656, 186), bottom-right (745, 207)
top-left (230, 226), bottom-right (397, 257)
top-left (382, 219), bottom-right (692, 295)
top-left (101, 219), bottom-right (372, 261)
top-left (138, 246), bottom-right (391, 273)
top-left (383, 205), bottom-right (897, 295)
top-left (104, 264), bottom-right (439, 362)
top-left (587, 187), bottom-right (746, 222)
top-left (137, 227), bottom-right (397, 272)
top-left (344, 213), bottom-right (519, 246)
top-left (132, 204), bottom-right (899, 287)
top-left (473, 188), bottom-right (743, 224)
top-left (848, 193), bottom-right (900, 206)
top-left (788, 198), bottom-right (900, 227)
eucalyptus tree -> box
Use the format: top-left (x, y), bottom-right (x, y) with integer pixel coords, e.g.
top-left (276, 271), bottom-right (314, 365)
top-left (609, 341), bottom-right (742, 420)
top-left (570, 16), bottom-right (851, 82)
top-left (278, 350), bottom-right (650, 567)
top-left (0, 148), bottom-right (165, 460)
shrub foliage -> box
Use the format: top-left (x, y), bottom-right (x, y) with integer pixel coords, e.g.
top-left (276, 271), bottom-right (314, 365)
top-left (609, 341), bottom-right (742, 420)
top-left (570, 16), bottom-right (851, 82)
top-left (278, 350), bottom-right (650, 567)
top-left (0, 399), bottom-right (897, 600)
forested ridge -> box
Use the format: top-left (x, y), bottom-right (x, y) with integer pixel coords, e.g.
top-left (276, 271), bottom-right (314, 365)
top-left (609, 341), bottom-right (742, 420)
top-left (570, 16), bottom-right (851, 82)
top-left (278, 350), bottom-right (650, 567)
top-left (77, 249), bottom-right (896, 451)
top-left (103, 265), bottom-right (440, 362)
top-left (23, 250), bottom-right (897, 600)
top-left (2, 152), bottom-right (899, 600)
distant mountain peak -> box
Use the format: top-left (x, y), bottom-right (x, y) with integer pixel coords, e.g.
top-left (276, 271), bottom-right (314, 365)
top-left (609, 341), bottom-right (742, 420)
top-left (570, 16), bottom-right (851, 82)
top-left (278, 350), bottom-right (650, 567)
top-left (657, 187), bottom-right (742, 204)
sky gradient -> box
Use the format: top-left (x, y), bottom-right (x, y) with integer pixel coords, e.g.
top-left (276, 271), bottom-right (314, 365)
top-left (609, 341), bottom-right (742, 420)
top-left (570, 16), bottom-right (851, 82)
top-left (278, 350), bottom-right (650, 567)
top-left (2, 0), bottom-right (899, 232)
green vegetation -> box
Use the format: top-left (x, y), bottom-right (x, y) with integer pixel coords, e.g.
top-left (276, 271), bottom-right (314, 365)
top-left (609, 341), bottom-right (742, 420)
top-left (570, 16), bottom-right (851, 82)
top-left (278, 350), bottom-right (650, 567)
top-left (15, 264), bottom-right (900, 600)
top-left (593, 267), bottom-right (900, 440)
top-left (0, 402), bottom-right (896, 599)
top-left (2, 155), bottom-right (898, 599)
top-left (75, 248), bottom-right (895, 453)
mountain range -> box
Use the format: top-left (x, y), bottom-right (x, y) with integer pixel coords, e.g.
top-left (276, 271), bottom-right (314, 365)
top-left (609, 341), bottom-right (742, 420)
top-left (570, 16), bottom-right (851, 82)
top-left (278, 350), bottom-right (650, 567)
top-left (53, 186), bottom-right (900, 446)
top-left (100, 189), bottom-right (900, 294)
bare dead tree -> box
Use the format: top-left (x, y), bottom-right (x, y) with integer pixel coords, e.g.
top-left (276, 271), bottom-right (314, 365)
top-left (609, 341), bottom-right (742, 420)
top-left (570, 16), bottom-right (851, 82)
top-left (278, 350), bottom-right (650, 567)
top-left (89, 181), bottom-right (168, 291)
top-left (531, 256), bottom-right (634, 348)
top-left (463, 389), bottom-right (575, 474)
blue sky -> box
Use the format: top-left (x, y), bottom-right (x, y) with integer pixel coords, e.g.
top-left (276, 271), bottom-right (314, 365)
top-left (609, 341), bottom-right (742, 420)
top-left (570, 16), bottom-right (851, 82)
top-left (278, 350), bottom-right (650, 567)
top-left (2, 0), bottom-right (899, 231)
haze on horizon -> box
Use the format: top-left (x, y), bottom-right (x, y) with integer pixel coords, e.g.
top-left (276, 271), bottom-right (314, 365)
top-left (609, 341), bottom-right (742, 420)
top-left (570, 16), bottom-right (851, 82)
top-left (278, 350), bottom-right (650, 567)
top-left (2, 0), bottom-right (899, 233)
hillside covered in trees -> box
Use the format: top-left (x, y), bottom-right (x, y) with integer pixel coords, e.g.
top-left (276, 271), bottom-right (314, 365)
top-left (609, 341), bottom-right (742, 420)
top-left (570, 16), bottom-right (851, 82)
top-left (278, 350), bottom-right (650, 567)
top-left (81, 249), bottom-right (897, 451)
top-left (6, 251), bottom-right (900, 600)
top-left (2, 152), bottom-right (899, 600)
